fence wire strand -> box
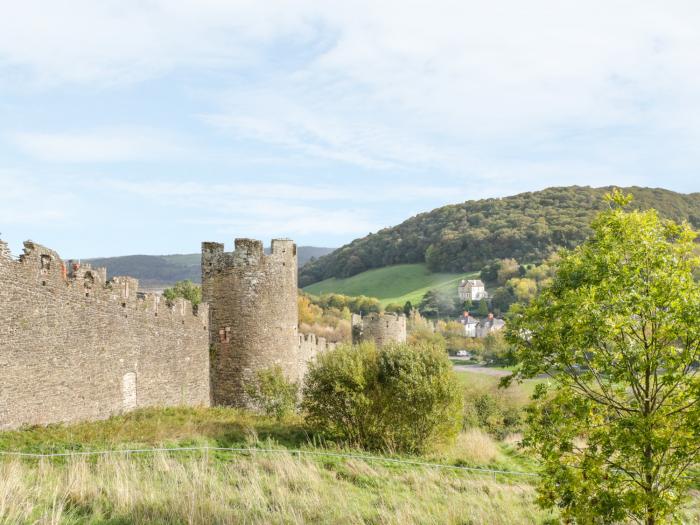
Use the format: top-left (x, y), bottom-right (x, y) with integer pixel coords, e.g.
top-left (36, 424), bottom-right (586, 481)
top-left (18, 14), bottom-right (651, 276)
top-left (0, 446), bottom-right (539, 478)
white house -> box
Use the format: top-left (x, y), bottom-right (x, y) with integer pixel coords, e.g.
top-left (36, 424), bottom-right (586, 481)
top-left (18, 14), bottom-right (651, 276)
top-left (475, 313), bottom-right (506, 338)
top-left (459, 311), bottom-right (480, 337)
top-left (458, 279), bottom-right (488, 301)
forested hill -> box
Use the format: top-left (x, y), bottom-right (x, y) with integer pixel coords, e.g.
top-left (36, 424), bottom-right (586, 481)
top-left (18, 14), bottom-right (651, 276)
top-left (299, 186), bottom-right (700, 287)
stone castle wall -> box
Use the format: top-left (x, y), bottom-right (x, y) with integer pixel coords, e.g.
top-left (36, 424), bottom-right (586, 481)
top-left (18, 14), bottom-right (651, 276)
top-left (0, 240), bottom-right (210, 430)
top-left (298, 333), bottom-right (336, 380)
top-left (202, 238), bottom-right (302, 407)
top-left (352, 312), bottom-right (407, 346)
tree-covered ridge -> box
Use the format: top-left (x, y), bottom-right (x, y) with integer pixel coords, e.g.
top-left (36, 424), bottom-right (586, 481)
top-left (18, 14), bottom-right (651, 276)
top-left (299, 186), bottom-right (700, 286)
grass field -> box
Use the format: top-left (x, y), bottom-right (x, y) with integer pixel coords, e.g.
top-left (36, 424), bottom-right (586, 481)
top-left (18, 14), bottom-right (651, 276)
top-left (303, 263), bottom-right (479, 306)
top-left (0, 403), bottom-right (553, 525)
top-left (3, 371), bottom-right (700, 524)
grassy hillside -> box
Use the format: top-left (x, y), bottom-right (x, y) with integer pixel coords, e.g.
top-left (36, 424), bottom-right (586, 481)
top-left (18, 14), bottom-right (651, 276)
top-left (300, 186), bottom-right (700, 286)
top-left (303, 263), bottom-right (478, 306)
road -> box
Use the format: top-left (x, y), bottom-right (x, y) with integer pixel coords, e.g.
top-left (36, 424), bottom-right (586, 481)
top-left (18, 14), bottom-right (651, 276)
top-left (451, 364), bottom-right (512, 377)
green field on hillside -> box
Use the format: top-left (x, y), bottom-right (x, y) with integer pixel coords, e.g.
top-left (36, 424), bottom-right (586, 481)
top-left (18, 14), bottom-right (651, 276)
top-left (303, 263), bottom-right (479, 306)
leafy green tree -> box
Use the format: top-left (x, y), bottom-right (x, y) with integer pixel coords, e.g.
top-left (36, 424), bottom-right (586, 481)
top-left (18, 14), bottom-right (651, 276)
top-left (302, 342), bottom-right (462, 453)
top-left (419, 289), bottom-right (457, 318)
top-left (244, 365), bottom-right (299, 421)
top-left (163, 279), bottom-right (202, 306)
top-left (506, 190), bottom-right (700, 525)
top-left (460, 298), bottom-right (473, 312)
top-left (403, 300), bottom-right (413, 315)
top-left (490, 285), bottom-right (516, 314)
top-left (476, 298), bottom-right (489, 317)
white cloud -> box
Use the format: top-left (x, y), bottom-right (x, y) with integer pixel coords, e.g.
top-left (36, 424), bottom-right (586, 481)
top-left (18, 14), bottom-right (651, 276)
top-left (1, 1), bottom-right (699, 184)
top-left (8, 128), bottom-right (183, 163)
top-left (101, 177), bottom-right (382, 237)
top-left (0, 170), bottom-right (76, 224)
top-left (0, 0), bottom-right (320, 86)
top-left (103, 178), bottom-right (458, 206)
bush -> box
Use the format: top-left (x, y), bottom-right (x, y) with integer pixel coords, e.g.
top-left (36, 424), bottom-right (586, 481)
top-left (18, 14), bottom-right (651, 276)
top-left (245, 366), bottom-right (298, 421)
top-left (302, 342), bottom-right (463, 454)
top-left (462, 386), bottom-right (525, 439)
top-left (407, 327), bottom-right (446, 352)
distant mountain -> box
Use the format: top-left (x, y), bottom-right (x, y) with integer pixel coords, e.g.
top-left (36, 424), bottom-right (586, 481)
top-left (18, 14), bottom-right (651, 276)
top-left (85, 246), bottom-right (335, 290)
top-left (299, 186), bottom-right (700, 287)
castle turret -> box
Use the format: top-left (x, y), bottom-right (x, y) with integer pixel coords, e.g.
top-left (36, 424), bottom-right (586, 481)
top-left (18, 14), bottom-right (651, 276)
top-left (352, 312), bottom-right (407, 346)
top-left (202, 238), bottom-right (299, 407)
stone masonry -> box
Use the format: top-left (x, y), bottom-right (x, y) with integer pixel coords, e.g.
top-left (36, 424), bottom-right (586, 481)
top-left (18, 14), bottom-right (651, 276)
top-left (202, 238), bottom-right (333, 408)
top-left (0, 236), bottom-right (334, 429)
top-left (0, 240), bottom-right (210, 430)
top-left (351, 312), bottom-right (407, 346)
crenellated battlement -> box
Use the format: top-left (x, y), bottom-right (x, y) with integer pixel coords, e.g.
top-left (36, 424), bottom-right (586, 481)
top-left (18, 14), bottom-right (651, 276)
top-left (1, 232), bottom-right (326, 429)
top-left (201, 238), bottom-right (296, 282)
top-left (352, 312), bottom-right (407, 346)
top-left (0, 236), bottom-right (210, 430)
top-left (297, 332), bottom-right (337, 382)
top-left (3, 239), bottom-right (204, 322)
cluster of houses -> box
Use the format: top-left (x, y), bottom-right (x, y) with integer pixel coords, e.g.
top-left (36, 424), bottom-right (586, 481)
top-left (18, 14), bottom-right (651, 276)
top-left (458, 311), bottom-right (505, 338)
top-left (456, 279), bottom-right (505, 338)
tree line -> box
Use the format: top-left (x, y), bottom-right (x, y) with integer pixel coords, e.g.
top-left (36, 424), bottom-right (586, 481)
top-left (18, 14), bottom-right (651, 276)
top-left (300, 186), bottom-right (700, 286)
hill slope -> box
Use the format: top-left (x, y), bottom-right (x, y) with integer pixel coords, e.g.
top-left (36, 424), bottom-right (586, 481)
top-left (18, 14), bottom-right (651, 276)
top-left (86, 246), bottom-right (334, 290)
top-left (303, 263), bottom-right (479, 307)
top-left (300, 186), bottom-right (700, 286)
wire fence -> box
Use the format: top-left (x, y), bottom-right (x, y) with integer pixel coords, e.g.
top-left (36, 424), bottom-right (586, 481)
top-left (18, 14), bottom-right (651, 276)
top-left (0, 446), bottom-right (539, 480)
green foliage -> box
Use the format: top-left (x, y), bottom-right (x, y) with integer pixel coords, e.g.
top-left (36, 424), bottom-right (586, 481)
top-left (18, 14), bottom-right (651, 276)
top-left (300, 186), bottom-right (700, 286)
top-left (304, 292), bottom-right (381, 315)
top-left (506, 191), bottom-right (700, 524)
top-left (408, 326), bottom-right (447, 353)
top-left (162, 279), bottom-right (202, 306)
top-left (302, 342), bottom-right (463, 453)
top-left (476, 298), bottom-right (489, 317)
top-left (462, 392), bottom-right (523, 440)
top-left (487, 257), bottom-right (558, 315)
top-left (481, 332), bottom-right (516, 366)
top-left (459, 373), bottom-right (531, 440)
top-left (244, 365), bottom-right (299, 422)
top-left (384, 302), bottom-right (404, 314)
top-left (418, 288), bottom-right (460, 318)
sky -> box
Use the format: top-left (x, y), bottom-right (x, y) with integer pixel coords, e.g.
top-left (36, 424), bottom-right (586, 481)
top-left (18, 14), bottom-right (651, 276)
top-left (1, 1), bottom-right (700, 257)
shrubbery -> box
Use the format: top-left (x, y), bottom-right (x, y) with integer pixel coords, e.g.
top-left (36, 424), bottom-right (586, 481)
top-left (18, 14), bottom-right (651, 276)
top-left (302, 342), bottom-right (463, 454)
top-left (462, 391), bottom-right (523, 439)
top-left (245, 365), bottom-right (299, 421)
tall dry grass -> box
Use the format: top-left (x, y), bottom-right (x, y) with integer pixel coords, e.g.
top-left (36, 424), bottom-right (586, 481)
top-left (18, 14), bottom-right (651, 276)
top-left (0, 451), bottom-right (553, 525)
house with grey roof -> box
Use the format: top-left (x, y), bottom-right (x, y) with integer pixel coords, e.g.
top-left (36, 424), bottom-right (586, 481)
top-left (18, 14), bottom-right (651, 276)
top-left (458, 279), bottom-right (488, 301)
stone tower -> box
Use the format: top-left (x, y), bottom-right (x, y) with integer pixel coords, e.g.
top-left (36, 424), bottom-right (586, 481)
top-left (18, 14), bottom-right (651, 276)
top-left (351, 312), bottom-right (407, 346)
top-left (202, 238), bottom-right (299, 407)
